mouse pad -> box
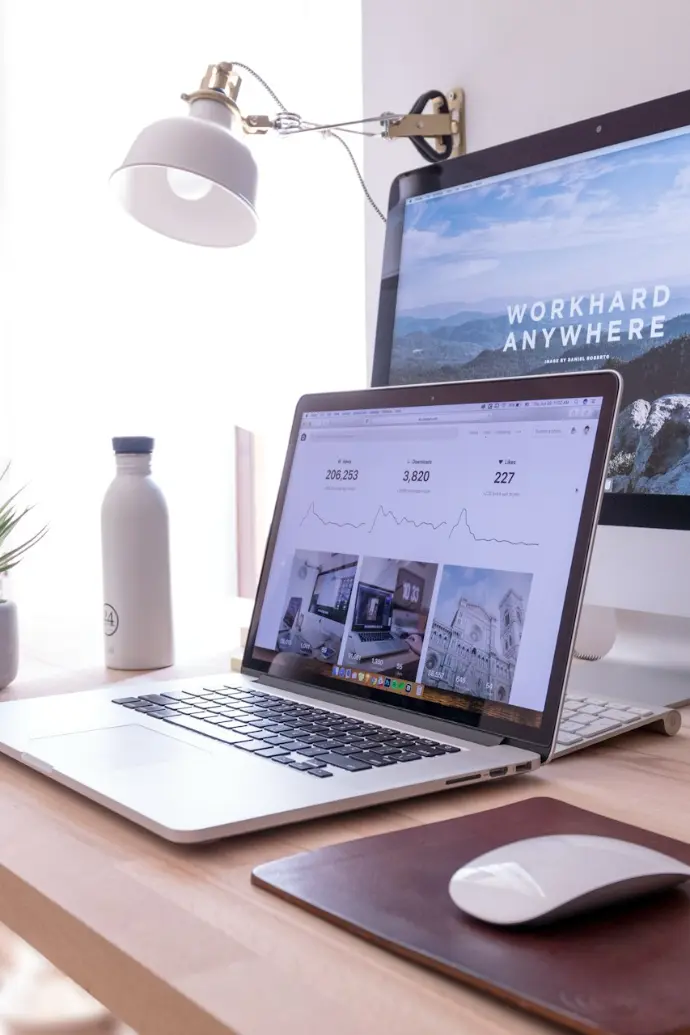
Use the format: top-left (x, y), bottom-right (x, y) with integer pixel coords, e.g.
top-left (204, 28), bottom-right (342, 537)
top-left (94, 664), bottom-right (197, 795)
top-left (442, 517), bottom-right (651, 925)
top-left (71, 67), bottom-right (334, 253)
top-left (252, 797), bottom-right (690, 1035)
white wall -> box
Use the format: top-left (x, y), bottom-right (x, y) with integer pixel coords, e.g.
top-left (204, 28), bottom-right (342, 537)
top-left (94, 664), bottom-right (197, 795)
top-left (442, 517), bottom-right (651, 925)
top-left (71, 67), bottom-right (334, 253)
top-left (0, 0), bottom-right (364, 666)
top-left (362, 0), bottom-right (690, 360)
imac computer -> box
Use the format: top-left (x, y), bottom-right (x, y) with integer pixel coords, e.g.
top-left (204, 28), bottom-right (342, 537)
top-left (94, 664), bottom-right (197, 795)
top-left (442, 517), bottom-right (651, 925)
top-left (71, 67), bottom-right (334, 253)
top-left (371, 88), bottom-right (690, 708)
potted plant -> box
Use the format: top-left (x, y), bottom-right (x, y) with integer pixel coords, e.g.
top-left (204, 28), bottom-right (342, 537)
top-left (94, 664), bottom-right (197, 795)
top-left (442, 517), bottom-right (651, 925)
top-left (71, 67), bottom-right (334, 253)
top-left (0, 465), bottom-right (47, 690)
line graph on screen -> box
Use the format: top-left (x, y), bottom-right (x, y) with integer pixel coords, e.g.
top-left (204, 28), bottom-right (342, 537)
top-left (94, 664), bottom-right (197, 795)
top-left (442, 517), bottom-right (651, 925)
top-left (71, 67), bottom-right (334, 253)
top-left (299, 501), bottom-right (538, 546)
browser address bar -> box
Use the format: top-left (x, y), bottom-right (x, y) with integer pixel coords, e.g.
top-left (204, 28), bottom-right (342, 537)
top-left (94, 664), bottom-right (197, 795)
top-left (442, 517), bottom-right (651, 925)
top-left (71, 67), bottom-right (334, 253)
top-left (308, 413), bottom-right (493, 429)
top-left (310, 426), bottom-right (460, 442)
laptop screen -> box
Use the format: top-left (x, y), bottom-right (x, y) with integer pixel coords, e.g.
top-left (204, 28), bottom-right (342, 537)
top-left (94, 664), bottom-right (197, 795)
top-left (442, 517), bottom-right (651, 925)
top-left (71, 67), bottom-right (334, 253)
top-left (248, 386), bottom-right (605, 736)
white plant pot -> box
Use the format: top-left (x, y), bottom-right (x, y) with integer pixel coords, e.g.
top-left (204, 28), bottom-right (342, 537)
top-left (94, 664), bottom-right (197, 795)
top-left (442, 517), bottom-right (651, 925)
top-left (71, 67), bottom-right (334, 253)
top-left (0, 600), bottom-right (18, 690)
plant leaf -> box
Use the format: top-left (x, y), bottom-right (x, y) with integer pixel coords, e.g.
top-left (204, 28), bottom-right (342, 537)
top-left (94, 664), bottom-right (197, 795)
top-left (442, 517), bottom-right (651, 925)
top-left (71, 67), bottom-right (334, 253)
top-left (0, 463), bottom-right (48, 572)
top-left (0, 526), bottom-right (48, 574)
top-left (0, 505), bottom-right (34, 547)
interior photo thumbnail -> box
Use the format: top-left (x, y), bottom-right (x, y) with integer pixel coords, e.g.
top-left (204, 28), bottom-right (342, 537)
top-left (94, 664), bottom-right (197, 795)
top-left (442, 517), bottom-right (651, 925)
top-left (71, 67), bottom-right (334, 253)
top-left (424, 565), bottom-right (533, 702)
top-left (344, 557), bottom-right (438, 679)
top-left (276, 550), bottom-right (358, 662)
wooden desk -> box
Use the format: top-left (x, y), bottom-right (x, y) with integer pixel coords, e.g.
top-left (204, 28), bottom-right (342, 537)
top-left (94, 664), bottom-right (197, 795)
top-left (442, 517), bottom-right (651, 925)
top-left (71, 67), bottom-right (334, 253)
top-left (0, 665), bottom-right (687, 1035)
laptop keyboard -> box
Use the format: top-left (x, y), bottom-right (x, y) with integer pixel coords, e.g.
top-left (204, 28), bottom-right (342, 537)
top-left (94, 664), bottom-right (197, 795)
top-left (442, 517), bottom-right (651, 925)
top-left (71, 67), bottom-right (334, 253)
top-left (357, 631), bottom-right (393, 642)
top-left (112, 683), bottom-right (462, 777)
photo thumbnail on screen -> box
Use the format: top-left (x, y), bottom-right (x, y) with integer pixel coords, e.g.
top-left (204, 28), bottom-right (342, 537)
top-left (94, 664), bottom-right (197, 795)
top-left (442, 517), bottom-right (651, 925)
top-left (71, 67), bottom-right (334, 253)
top-left (276, 550), bottom-right (358, 663)
top-left (423, 565), bottom-right (533, 703)
top-left (344, 557), bottom-right (438, 680)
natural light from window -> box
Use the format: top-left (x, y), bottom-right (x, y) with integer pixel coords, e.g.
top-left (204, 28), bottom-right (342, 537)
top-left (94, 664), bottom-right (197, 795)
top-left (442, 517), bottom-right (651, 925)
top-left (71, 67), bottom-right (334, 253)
top-left (0, 0), bottom-right (366, 669)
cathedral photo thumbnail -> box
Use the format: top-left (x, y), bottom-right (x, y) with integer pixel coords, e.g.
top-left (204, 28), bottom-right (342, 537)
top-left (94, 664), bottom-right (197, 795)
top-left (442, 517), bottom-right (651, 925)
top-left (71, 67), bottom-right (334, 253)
top-left (423, 565), bottom-right (533, 703)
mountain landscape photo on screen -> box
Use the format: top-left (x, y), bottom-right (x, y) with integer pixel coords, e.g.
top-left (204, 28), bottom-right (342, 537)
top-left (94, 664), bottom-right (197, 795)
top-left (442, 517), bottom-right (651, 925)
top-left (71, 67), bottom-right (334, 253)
top-left (391, 126), bottom-right (690, 494)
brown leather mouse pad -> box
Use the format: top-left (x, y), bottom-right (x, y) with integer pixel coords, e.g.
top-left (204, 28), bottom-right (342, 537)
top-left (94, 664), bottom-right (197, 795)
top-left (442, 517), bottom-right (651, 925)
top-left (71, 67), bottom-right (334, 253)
top-left (252, 797), bottom-right (690, 1035)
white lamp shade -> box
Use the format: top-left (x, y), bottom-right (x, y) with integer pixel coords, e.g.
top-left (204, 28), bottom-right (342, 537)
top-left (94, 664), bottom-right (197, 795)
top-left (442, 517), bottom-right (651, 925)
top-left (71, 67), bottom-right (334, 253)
top-left (111, 100), bottom-right (259, 247)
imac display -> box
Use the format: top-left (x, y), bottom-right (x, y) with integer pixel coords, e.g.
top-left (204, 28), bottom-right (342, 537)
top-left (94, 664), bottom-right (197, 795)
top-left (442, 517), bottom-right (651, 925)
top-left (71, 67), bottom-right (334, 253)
top-left (386, 121), bottom-right (690, 499)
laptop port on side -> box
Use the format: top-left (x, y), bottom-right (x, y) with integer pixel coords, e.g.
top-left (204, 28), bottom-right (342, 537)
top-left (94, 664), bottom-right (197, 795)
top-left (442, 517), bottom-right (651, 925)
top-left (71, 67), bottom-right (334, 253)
top-left (445, 773), bottom-right (481, 786)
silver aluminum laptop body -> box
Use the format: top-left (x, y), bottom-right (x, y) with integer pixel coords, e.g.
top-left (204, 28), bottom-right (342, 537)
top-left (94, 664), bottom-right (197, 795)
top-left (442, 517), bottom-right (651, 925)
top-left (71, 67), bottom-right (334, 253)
top-left (0, 373), bottom-right (621, 842)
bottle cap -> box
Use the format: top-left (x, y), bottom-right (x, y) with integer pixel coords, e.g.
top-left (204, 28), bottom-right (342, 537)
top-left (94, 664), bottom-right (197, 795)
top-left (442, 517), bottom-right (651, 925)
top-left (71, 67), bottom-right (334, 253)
top-left (112, 437), bottom-right (154, 455)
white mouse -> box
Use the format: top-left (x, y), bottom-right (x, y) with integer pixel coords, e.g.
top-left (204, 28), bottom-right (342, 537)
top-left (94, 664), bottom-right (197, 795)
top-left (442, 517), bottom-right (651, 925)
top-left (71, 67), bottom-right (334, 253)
top-left (449, 834), bottom-right (690, 927)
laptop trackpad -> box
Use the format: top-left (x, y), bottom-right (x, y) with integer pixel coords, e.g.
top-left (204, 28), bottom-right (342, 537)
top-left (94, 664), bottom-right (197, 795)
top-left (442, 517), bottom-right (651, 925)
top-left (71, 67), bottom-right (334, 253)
top-left (29, 724), bottom-right (210, 772)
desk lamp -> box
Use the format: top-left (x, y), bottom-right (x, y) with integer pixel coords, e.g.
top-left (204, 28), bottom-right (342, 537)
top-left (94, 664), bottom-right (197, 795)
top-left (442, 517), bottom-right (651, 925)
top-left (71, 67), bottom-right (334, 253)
top-left (111, 62), bottom-right (465, 247)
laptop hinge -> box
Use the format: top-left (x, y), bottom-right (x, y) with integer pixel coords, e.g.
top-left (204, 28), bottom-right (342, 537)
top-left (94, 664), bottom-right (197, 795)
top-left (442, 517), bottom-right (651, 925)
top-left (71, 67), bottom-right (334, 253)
top-left (504, 735), bottom-right (550, 762)
top-left (253, 673), bottom-right (506, 748)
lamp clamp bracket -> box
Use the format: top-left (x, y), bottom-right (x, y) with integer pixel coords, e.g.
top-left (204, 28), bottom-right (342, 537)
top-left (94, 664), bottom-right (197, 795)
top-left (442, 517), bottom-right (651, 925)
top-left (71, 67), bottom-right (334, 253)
top-left (383, 88), bottom-right (465, 158)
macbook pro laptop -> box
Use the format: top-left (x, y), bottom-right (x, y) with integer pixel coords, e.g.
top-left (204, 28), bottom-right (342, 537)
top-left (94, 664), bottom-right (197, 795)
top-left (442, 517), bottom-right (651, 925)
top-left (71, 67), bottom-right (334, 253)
top-left (0, 371), bottom-right (624, 842)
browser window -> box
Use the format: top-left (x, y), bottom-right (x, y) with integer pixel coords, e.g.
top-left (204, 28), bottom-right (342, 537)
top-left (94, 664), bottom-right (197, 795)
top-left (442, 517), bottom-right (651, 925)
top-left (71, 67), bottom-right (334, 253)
top-left (252, 396), bottom-right (602, 728)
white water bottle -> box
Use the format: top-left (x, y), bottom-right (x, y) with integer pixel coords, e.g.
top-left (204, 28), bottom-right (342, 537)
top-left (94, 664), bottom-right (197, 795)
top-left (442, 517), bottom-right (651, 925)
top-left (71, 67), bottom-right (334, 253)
top-left (101, 437), bottom-right (174, 670)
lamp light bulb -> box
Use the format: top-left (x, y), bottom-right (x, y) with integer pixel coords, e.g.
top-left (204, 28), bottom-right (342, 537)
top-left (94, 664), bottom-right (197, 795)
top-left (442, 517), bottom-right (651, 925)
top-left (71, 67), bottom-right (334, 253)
top-left (166, 168), bottom-right (213, 201)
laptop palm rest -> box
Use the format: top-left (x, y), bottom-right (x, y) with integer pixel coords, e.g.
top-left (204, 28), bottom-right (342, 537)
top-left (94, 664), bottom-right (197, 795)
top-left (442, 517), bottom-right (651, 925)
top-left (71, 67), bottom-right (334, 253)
top-left (27, 725), bottom-right (209, 773)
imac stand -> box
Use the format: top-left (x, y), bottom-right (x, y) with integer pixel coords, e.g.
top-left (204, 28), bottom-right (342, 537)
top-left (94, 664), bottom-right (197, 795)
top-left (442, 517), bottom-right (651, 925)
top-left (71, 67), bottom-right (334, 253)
top-left (570, 604), bottom-right (690, 708)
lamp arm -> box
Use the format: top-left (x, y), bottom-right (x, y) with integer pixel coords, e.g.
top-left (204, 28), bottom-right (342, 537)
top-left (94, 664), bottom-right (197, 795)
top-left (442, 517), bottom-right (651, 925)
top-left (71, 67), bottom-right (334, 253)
top-left (274, 115), bottom-right (402, 137)
top-left (271, 110), bottom-right (460, 144)
top-left (242, 113), bottom-right (389, 137)
top-left (198, 62), bottom-right (465, 223)
top-left (222, 60), bottom-right (464, 156)
top-left (225, 61), bottom-right (405, 136)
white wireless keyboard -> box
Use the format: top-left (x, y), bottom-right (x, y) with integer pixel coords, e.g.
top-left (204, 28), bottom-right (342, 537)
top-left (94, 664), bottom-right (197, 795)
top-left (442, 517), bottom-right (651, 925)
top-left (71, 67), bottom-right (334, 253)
top-left (553, 693), bottom-right (681, 757)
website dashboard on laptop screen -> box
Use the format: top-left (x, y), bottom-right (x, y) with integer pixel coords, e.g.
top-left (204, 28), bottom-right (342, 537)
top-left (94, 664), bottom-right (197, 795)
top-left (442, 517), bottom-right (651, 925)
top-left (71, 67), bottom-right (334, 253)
top-left (251, 396), bottom-right (602, 729)
top-left (388, 123), bottom-right (690, 496)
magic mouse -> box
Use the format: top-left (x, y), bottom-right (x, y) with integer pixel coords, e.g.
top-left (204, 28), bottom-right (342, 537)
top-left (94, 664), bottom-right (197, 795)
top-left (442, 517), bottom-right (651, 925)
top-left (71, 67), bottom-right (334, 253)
top-left (448, 834), bottom-right (690, 927)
